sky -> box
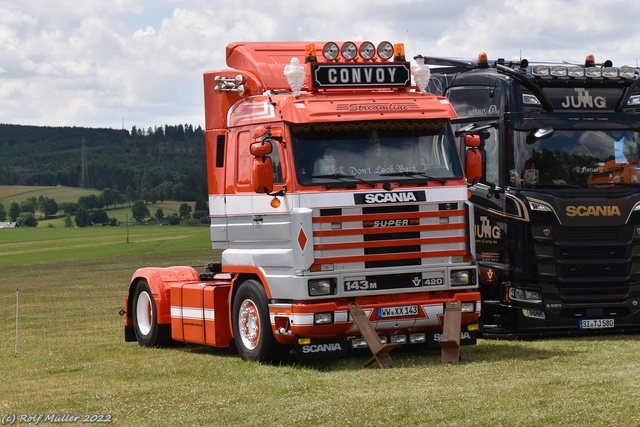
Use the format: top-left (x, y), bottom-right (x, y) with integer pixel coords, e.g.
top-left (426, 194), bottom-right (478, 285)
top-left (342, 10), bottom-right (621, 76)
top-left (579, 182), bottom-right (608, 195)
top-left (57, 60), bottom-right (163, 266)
top-left (1, 0), bottom-right (640, 131)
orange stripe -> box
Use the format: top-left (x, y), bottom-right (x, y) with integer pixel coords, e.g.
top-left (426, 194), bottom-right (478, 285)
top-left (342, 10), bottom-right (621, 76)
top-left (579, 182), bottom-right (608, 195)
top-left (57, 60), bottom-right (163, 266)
top-left (312, 209), bottom-right (466, 223)
top-left (314, 249), bottom-right (469, 264)
top-left (313, 222), bottom-right (466, 237)
top-left (314, 236), bottom-right (466, 250)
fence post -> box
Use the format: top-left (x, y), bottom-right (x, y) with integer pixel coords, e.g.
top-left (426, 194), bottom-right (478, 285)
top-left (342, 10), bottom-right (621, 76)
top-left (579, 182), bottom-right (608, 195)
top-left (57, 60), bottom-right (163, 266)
top-left (15, 289), bottom-right (19, 357)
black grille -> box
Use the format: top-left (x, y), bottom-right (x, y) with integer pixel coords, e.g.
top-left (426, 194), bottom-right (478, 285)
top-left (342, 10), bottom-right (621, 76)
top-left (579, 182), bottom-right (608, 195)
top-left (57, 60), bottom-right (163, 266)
top-left (537, 225), bottom-right (634, 304)
top-left (559, 226), bottom-right (630, 242)
top-left (559, 246), bottom-right (627, 260)
top-left (559, 264), bottom-right (627, 279)
top-left (363, 205), bottom-right (420, 268)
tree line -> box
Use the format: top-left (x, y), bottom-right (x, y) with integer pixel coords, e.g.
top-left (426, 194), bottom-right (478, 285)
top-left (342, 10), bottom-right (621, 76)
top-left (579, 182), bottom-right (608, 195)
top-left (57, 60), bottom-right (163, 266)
top-left (0, 189), bottom-right (209, 228)
top-left (0, 123), bottom-right (208, 201)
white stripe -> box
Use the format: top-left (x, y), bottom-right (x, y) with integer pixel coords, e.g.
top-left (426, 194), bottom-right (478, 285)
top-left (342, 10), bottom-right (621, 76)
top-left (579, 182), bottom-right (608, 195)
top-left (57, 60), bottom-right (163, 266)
top-left (170, 306), bottom-right (215, 321)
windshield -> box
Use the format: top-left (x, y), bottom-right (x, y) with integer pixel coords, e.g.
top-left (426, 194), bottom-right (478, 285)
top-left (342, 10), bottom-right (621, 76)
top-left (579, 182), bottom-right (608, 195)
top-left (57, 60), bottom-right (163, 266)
top-left (510, 129), bottom-right (640, 188)
top-left (291, 120), bottom-right (462, 186)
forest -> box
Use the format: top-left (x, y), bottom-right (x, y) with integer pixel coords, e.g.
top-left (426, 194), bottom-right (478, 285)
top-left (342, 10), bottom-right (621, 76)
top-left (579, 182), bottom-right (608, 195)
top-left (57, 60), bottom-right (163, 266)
top-left (0, 123), bottom-right (207, 201)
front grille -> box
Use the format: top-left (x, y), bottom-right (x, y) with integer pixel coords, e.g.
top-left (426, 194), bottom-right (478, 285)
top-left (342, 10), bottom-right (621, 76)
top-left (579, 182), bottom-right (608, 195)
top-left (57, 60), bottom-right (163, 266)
top-left (536, 225), bottom-right (635, 304)
top-left (560, 226), bottom-right (629, 242)
top-left (312, 202), bottom-right (470, 269)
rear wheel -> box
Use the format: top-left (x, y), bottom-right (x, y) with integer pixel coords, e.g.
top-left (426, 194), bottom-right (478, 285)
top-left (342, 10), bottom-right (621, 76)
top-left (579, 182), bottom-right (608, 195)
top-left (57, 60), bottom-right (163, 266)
top-left (132, 280), bottom-right (171, 347)
top-left (232, 279), bottom-right (288, 362)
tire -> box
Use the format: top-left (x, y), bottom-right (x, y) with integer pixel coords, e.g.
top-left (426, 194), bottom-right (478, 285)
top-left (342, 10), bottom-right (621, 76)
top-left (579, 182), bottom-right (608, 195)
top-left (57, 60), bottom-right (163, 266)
top-left (232, 279), bottom-right (288, 362)
top-left (132, 280), bottom-right (171, 347)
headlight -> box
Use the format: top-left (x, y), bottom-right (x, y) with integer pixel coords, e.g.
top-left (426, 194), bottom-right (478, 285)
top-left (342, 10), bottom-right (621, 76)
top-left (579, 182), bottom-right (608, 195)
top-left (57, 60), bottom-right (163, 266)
top-left (308, 278), bottom-right (335, 296)
top-left (508, 287), bottom-right (542, 303)
top-left (450, 269), bottom-right (472, 286)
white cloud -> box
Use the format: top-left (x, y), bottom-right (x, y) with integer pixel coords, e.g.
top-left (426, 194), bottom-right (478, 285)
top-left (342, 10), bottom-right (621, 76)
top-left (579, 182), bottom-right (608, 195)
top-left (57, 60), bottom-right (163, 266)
top-left (0, 0), bottom-right (639, 129)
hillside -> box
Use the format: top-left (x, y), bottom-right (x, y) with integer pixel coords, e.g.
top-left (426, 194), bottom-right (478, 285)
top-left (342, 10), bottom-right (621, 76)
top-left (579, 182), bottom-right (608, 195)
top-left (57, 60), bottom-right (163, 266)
top-left (0, 123), bottom-right (207, 201)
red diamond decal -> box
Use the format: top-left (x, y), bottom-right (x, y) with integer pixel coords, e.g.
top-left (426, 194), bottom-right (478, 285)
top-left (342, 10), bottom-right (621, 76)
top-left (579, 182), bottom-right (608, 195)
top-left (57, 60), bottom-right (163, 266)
top-left (298, 229), bottom-right (308, 251)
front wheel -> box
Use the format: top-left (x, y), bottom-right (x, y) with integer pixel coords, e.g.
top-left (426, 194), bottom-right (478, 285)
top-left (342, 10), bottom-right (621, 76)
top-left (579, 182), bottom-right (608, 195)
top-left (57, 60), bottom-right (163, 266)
top-left (131, 280), bottom-right (172, 347)
top-left (232, 279), bottom-right (288, 362)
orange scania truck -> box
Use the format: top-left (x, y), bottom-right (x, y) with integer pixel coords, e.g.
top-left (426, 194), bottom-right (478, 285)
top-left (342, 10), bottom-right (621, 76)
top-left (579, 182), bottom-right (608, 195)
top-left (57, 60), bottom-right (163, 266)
top-left (122, 41), bottom-right (481, 362)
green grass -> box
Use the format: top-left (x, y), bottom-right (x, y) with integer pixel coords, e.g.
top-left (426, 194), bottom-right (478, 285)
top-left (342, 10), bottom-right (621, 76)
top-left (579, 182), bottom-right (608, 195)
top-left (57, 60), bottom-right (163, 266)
top-left (1, 227), bottom-right (640, 426)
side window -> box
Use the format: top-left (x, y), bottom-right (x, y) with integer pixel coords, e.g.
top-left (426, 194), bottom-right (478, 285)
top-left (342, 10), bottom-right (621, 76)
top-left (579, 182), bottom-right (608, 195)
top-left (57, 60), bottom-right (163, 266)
top-left (483, 128), bottom-right (499, 185)
top-left (236, 130), bottom-right (252, 191)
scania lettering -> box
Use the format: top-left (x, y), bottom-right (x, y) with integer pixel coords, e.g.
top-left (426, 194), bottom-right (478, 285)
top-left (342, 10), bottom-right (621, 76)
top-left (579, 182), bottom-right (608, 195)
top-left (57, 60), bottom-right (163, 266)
top-left (302, 343), bottom-right (343, 353)
top-left (425, 52), bottom-right (640, 337)
top-left (565, 205), bottom-right (621, 217)
top-left (122, 41), bottom-right (480, 362)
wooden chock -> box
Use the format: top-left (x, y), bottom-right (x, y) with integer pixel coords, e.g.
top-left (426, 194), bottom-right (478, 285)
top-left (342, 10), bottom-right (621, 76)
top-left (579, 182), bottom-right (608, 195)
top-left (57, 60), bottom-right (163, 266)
top-left (439, 301), bottom-right (462, 363)
top-left (348, 303), bottom-right (399, 368)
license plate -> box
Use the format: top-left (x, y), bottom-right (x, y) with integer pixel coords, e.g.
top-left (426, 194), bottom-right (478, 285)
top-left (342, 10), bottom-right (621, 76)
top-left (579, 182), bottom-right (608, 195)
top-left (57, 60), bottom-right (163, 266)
top-left (579, 319), bottom-right (614, 329)
top-left (378, 305), bottom-right (419, 318)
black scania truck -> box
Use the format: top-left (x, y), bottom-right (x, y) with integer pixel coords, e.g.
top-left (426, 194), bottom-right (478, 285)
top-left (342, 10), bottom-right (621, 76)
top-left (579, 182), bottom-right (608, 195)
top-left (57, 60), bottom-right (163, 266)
top-left (423, 53), bottom-right (640, 337)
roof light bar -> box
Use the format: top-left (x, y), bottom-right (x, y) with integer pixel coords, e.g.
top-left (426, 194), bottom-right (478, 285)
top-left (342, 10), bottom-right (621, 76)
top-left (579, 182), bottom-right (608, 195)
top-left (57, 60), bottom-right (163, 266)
top-left (377, 41), bottom-right (394, 60)
top-left (532, 65), bottom-right (550, 76)
top-left (620, 66), bottom-right (636, 79)
top-left (550, 66), bottom-right (567, 77)
top-left (341, 42), bottom-right (357, 60)
top-left (359, 41), bottom-right (376, 60)
top-left (320, 41), bottom-right (405, 62)
top-left (585, 67), bottom-right (602, 78)
top-left (567, 66), bottom-right (584, 78)
top-left (322, 42), bottom-right (339, 61)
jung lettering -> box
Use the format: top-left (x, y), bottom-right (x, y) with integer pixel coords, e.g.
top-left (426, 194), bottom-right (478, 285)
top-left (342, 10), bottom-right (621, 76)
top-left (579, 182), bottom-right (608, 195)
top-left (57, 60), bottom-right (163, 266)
top-left (561, 88), bottom-right (607, 109)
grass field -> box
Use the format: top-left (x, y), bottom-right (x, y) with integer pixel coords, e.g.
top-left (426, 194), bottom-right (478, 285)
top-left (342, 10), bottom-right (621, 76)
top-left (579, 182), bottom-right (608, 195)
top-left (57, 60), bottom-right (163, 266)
top-left (1, 226), bottom-right (640, 426)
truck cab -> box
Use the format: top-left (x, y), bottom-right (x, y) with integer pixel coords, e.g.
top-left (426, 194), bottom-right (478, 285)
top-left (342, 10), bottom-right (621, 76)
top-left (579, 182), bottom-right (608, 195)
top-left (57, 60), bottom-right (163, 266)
top-left (426, 53), bottom-right (640, 337)
top-left (124, 41), bottom-right (481, 362)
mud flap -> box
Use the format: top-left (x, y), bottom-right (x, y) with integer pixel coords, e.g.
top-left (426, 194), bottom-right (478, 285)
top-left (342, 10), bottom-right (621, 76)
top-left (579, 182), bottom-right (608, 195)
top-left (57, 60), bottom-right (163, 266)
top-left (295, 338), bottom-right (349, 360)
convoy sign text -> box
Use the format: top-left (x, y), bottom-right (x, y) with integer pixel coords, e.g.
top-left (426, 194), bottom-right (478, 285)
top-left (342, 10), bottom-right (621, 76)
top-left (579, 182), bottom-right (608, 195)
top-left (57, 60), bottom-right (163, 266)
top-left (312, 63), bottom-right (411, 88)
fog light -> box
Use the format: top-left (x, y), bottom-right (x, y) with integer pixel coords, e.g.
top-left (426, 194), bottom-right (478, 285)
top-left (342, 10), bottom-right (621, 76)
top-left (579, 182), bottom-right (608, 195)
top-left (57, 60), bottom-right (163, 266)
top-left (351, 337), bottom-right (368, 349)
top-left (308, 278), bottom-right (335, 296)
top-left (522, 309), bottom-right (546, 319)
top-left (461, 302), bottom-right (476, 313)
top-left (451, 270), bottom-right (470, 286)
top-left (314, 312), bottom-right (334, 325)
top-left (467, 323), bottom-right (479, 331)
top-left (390, 335), bottom-right (407, 344)
top-left (409, 333), bottom-right (426, 344)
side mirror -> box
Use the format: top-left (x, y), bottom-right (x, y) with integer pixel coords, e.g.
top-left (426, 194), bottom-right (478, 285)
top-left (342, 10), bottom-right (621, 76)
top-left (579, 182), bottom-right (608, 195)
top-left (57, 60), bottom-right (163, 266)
top-left (464, 134), bottom-right (483, 184)
top-left (250, 140), bottom-right (273, 156)
top-left (253, 156), bottom-right (274, 194)
top-left (526, 127), bottom-right (554, 145)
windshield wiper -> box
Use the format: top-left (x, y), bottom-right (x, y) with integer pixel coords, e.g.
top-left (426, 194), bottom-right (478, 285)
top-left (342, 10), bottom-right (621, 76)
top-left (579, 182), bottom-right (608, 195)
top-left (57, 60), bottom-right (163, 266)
top-left (379, 171), bottom-right (447, 184)
top-left (310, 173), bottom-right (377, 187)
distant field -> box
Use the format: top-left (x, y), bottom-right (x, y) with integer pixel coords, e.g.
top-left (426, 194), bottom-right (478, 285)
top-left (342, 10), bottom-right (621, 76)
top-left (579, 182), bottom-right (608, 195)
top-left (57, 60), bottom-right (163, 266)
top-left (1, 227), bottom-right (640, 426)
top-left (0, 185), bottom-right (192, 227)
top-left (0, 185), bottom-right (101, 205)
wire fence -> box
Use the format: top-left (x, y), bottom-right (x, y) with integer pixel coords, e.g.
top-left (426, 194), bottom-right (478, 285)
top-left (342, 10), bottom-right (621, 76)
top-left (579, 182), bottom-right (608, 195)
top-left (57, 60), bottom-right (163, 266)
top-left (1, 286), bottom-right (124, 357)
